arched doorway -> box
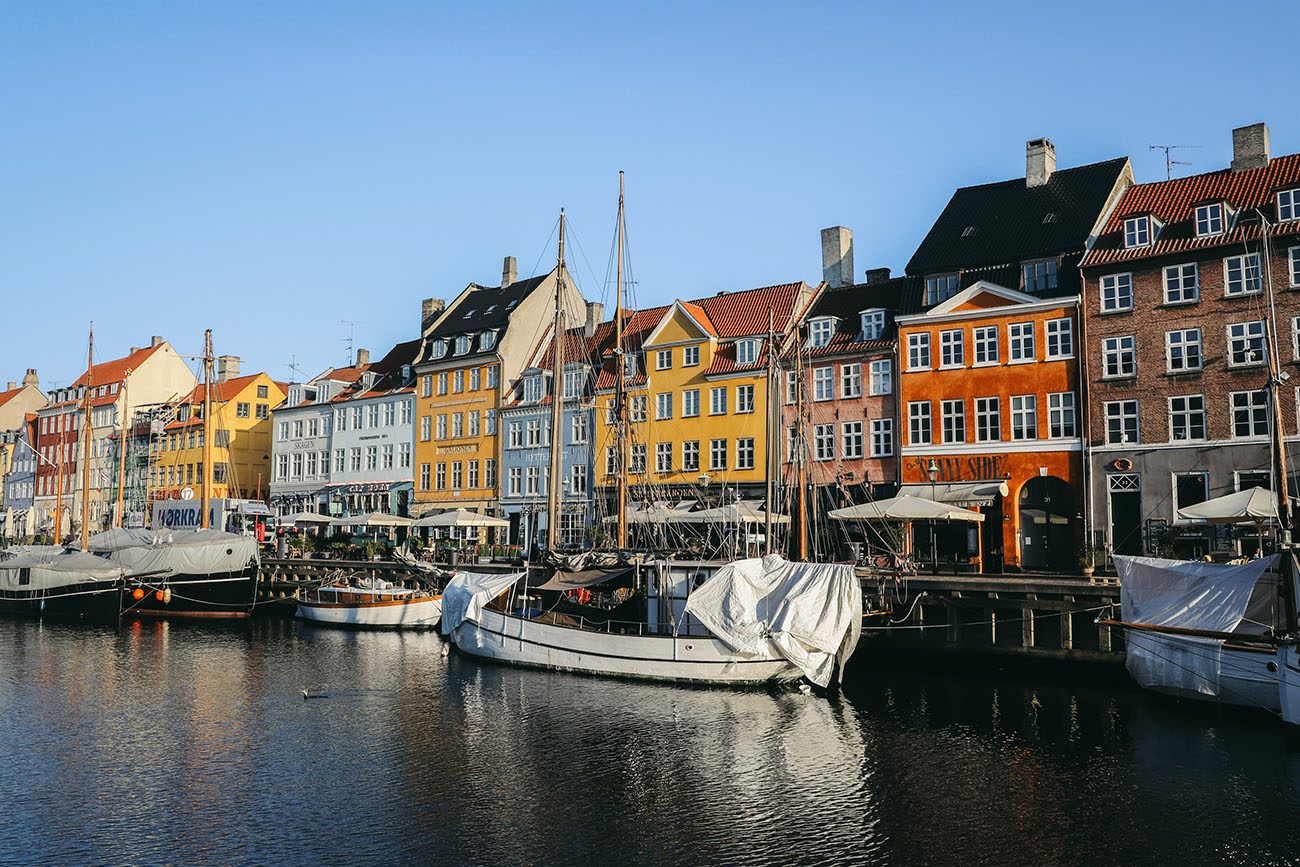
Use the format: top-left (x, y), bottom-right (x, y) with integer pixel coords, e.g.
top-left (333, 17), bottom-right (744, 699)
top-left (1018, 476), bottom-right (1075, 572)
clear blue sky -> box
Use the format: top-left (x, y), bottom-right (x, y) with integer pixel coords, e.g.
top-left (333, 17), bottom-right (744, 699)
top-left (3, 0), bottom-right (1297, 389)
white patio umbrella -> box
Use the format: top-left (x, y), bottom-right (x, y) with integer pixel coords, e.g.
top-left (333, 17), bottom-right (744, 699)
top-left (829, 494), bottom-right (984, 566)
top-left (1178, 486), bottom-right (1280, 551)
top-left (414, 508), bottom-right (509, 528)
top-left (283, 511), bottom-right (334, 526)
top-left (330, 512), bottom-right (415, 528)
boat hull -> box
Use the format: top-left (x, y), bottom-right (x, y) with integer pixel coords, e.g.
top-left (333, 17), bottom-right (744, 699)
top-left (0, 582), bottom-right (122, 622)
top-left (121, 567), bottom-right (259, 619)
top-left (1127, 633), bottom-right (1281, 711)
top-left (297, 595), bottom-right (442, 629)
top-left (452, 608), bottom-right (800, 684)
top-left (1281, 644), bottom-right (1300, 726)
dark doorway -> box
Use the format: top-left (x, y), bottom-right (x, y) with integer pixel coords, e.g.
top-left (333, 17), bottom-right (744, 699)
top-left (981, 500), bottom-right (1004, 573)
top-left (1018, 476), bottom-right (1076, 571)
top-left (1109, 488), bottom-right (1143, 555)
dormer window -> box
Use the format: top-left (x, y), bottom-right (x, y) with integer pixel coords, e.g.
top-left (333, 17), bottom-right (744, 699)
top-left (401, 364), bottom-right (412, 382)
top-left (807, 318), bottom-right (836, 348)
top-left (1195, 202), bottom-right (1229, 238)
top-left (622, 354), bottom-right (638, 379)
top-left (455, 335), bottom-right (472, 355)
top-left (735, 338), bottom-right (762, 365)
top-left (1023, 260), bottom-right (1058, 293)
top-left (316, 383), bottom-right (330, 402)
top-left (462, 308), bottom-right (476, 319)
top-left (523, 375), bottom-right (544, 403)
top-left (485, 304), bottom-right (498, 314)
top-left (563, 370), bottom-right (582, 399)
top-left (1123, 215), bottom-right (1157, 249)
top-left (925, 274), bottom-right (958, 306)
top-left (431, 339), bottom-right (447, 359)
top-left (480, 330), bottom-right (496, 351)
top-left (860, 309), bottom-right (886, 341)
top-left (288, 385), bottom-right (302, 405)
top-left (1278, 188), bottom-right (1300, 223)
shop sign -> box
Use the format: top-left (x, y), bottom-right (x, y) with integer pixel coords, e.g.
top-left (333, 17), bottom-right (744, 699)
top-left (907, 455), bottom-right (1007, 482)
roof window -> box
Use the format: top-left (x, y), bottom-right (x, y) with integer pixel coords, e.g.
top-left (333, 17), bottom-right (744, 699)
top-left (1042, 212), bottom-right (1059, 224)
top-left (1123, 214), bottom-right (1160, 249)
top-left (1278, 188), bottom-right (1300, 223)
top-left (961, 225), bottom-right (978, 237)
top-left (1194, 202), bottom-right (1234, 238)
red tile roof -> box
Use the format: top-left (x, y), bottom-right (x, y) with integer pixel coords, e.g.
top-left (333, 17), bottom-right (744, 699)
top-left (72, 343), bottom-right (166, 390)
top-left (693, 283), bottom-right (803, 339)
top-left (178, 373), bottom-right (273, 405)
top-left (0, 386), bottom-right (31, 410)
top-left (1082, 152), bottom-right (1300, 268)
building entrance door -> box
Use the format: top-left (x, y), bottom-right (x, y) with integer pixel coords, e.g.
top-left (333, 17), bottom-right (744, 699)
top-left (1018, 476), bottom-right (1075, 571)
top-left (1108, 474), bottom-right (1142, 555)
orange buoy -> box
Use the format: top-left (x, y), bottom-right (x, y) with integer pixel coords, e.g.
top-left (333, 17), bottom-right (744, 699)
top-left (132, 588), bottom-right (145, 600)
top-left (155, 590), bottom-right (165, 602)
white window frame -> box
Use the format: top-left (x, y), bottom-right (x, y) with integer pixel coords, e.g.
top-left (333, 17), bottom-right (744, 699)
top-left (656, 392), bottom-right (673, 420)
top-left (1048, 392), bottom-right (1076, 439)
top-left (1104, 400), bottom-right (1139, 445)
top-left (975, 396), bottom-right (1001, 443)
top-left (908, 401), bottom-right (931, 446)
top-left (1101, 273), bottom-right (1133, 312)
top-left (1008, 322), bottom-right (1035, 363)
top-left (813, 424), bottom-right (834, 461)
top-left (925, 274), bottom-right (958, 306)
top-left (1123, 215), bottom-right (1152, 248)
top-left (1023, 259), bottom-right (1058, 294)
top-left (841, 421), bottom-right (863, 460)
top-left (860, 309), bottom-right (885, 341)
top-left (1102, 335), bottom-right (1137, 378)
top-left (941, 399), bottom-right (965, 444)
top-left (907, 333), bottom-right (931, 370)
top-left (1165, 328), bottom-right (1202, 373)
top-left (1278, 189), bottom-right (1299, 223)
top-left (1194, 203), bottom-right (1225, 238)
top-left (813, 366), bottom-right (834, 401)
top-left (808, 318), bottom-right (835, 348)
top-left (1225, 253), bottom-right (1263, 297)
top-left (656, 442), bottom-right (673, 473)
top-left (736, 437), bottom-right (755, 470)
top-left (1290, 246), bottom-right (1300, 288)
top-left (1231, 389), bottom-right (1269, 439)
top-left (656, 349), bottom-right (672, 370)
top-left (1163, 263), bottom-right (1198, 304)
top-left (683, 345), bottom-right (700, 367)
top-left (736, 384), bottom-right (755, 413)
top-left (735, 339), bottom-right (761, 366)
top-left (710, 386), bottom-right (727, 415)
top-left (939, 329), bottom-right (964, 368)
top-left (1010, 394), bottom-right (1037, 441)
top-left (868, 359), bottom-right (892, 396)
top-left (1168, 394), bottom-right (1207, 442)
top-left (973, 326), bottom-right (998, 366)
top-left (871, 419), bottom-right (893, 457)
top-left (682, 389), bottom-right (700, 418)
top-left (1044, 318), bottom-right (1073, 359)
top-left (840, 363), bottom-right (862, 399)
top-left (1227, 320), bottom-right (1267, 367)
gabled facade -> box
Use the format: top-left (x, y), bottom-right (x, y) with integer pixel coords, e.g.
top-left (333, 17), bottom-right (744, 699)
top-left (1080, 123), bottom-right (1300, 559)
top-left (1, 415), bottom-right (38, 538)
top-left (0, 369), bottom-right (46, 526)
top-left (269, 359), bottom-right (368, 516)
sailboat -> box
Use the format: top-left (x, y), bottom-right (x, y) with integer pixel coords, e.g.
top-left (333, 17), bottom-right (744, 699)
top-left (441, 180), bottom-right (863, 686)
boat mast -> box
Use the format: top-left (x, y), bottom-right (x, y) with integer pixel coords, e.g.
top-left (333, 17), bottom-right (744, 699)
top-left (201, 329), bottom-right (214, 530)
top-left (80, 323), bottom-right (94, 550)
top-left (54, 411), bottom-right (64, 543)
top-left (546, 213), bottom-right (566, 551)
top-left (115, 371), bottom-right (130, 528)
top-left (765, 306), bottom-right (776, 556)
top-left (794, 326), bottom-right (808, 561)
top-left (614, 173), bottom-right (629, 550)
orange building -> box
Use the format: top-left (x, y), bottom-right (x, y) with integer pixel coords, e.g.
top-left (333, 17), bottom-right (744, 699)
top-left (895, 282), bottom-right (1082, 572)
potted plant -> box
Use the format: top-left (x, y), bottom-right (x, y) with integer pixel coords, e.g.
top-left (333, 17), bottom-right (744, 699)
top-left (1078, 543), bottom-right (1102, 577)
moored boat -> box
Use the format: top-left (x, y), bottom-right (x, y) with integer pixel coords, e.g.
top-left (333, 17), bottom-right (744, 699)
top-left (297, 575), bottom-right (442, 629)
top-left (0, 548), bottom-right (128, 621)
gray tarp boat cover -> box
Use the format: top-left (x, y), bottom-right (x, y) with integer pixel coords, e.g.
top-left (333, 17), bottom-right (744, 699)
top-left (0, 550), bottom-right (129, 592)
top-left (536, 567), bottom-right (635, 592)
top-left (1115, 554), bottom-right (1278, 699)
top-left (88, 528), bottom-right (259, 577)
top-left (684, 555), bottom-right (863, 687)
top-left (441, 570), bottom-right (526, 635)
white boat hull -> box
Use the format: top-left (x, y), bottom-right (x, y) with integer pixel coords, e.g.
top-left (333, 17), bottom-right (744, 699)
top-left (451, 607), bottom-right (801, 684)
top-left (297, 595), bottom-right (442, 629)
top-left (1281, 644), bottom-right (1300, 726)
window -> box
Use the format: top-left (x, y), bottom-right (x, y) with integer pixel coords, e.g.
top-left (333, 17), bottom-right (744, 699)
top-left (452, 412), bottom-right (463, 438)
top-left (710, 438), bottom-right (728, 470)
top-left (508, 421), bottom-right (523, 449)
top-left (400, 443), bottom-right (411, 468)
top-left (1291, 247), bottom-right (1300, 287)
top-left (1101, 273), bottom-right (1133, 312)
top-left (401, 402), bottom-right (411, 425)
top-left (352, 406), bottom-right (364, 430)
top-left (840, 364), bottom-right (861, 399)
top-left (436, 415), bottom-right (447, 439)
top-left (941, 399), bottom-right (965, 444)
top-left (869, 359), bottom-right (891, 395)
top-left (1164, 263), bottom-right (1198, 304)
top-left (563, 370), bottom-right (582, 399)
top-left (682, 389), bottom-right (700, 417)
top-left (470, 368), bottom-right (481, 391)
top-left (420, 416), bottom-right (432, 441)
top-left (1008, 322), bottom-right (1035, 363)
top-left (736, 437), bottom-right (755, 470)
top-left (468, 460), bottom-right (479, 488)
top-left (525, 419), bottom-right (542, 448)
top-left (275, 454), bottom-right (288, 481)
top-left (656, 442), bottom-right (673, 473)
top-left (605, 448), bottom-right (617, 477)
top-left (1174, 472), bottom-right (1209, 516)
top-left (975, 397), bottom-right (1001, 442)
top-left (656, 349), bottom-right (672, 370)
top-left (469, 410), bottom-right (480, 437)
top-left (630, 444), bottom-right (646, 474)
top-left (1228, 321), bottom-right (1267, 366)
top-left (682, 441), bottom-right (700, 472)
top-left (842, 421), bottom-right (863, 459)
top-left (334, 449), bottom-right (345, 472)
top-left (382, 444), bottom-right (394, 470)
top-left (431, 339), bottom-right (447, 359)
top-left (907, 333), bottom-right (931, 370)
top-left (908, 402), bottom-right (931, 446)
top-left (1195, 203), bottom-right (1225, 237)
top-left (1048, 392), bottom-right (1076, 438)
top-left (1232, 390), bottom-right (1269, 438)
top-left (293, 419), bottom-right (304, 439)
top-left (525, 466), bottom-right (540, 496)
top-left (435, 462), bottom-right (447, 491)
top-left (1045, 318), bottom-right (1073, 359)
top-left (736, 339), bottom-right (761, 365)
top-left (1105, 401), bottom-right (1139, 445)
top-left (523, 376), bottom-right (543, 403)
top-left (726, 384), bottom-right (750, 414)
top-left (630, 395), bottom-right (647, 422)
top-left (1280, 189), bottom-right (1300, 223)
top-left (1166, 328), bottom-right (1202, 372)
top-left (785, 371), bottom-right (797, 404)
top-left (1225, 253), bottom-right (1262, 296)
top-left (925, 274), bottom-right (958, 305)
top-left (571, 414), bottom-right (587, 443)
top-left (808, 318), bottom-right (835, 348)
top-left (487, 366), bottom-right (498, 388)
top-left (1010, 395), bottom-right (1037, 440)
top-left (480, 330), bottom-right (496, 351)
top-left (455, 335), bottom-right (471, 355)
top-left (710, 387), bottom-right (727, 415)
top-left (422, 374), bottom-right (433, 397)
top-left (437, 372), bottom-right (448, 395)
top-left (656, 392), bottom-right (673, 420)
top-left (813, 367), bottom-right (833, 401)
top-left (350, 448), bottom-right (362, 472)
top-left (814, 424), bottom-right (834, 461)
top-left (454, 370), bottom-right (464, 393)
top-left (871, 419), bottom-right (893, 457)
top-left (485, 409), bottom-right (496, 435)
top-left (1023, 260), bottom-right (1057, 293)
top-left (860, 310), bottom-right (886, 341)
top-left (939, 329), bottom-right (964, 367)
top-left (683, 345), bottom-right (699, 367)
top-left (1169, 395), bottom-right (1206, 441)
top-left (1102, 336), bottom-right (1136, 378)
top-left (507, 467), bottom-right (522, 497)
top-left (368, 404), bottom-right (380, 427)
top-left (365, 446), bottom-right (377, 471)
top-left (1123, 215), bottom-right (1152, 248)
top-left (570, 465), bottom-right (586, 495)
top-left (278, 421), bottom-right (289, 440)
top-left (235, 402), bottom-right (250, 418)
top-left (419, 463), bottom-right (430, 490)
top-left (485, 459), bottom-right (496, 489)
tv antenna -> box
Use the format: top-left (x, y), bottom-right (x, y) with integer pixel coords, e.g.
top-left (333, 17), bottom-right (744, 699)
top-left (1149, 144), bottom-right (1200, 180)
top-left (340, 320), bottom-right (361, 366)
top-left (285, 355), bottom-right (305, 384)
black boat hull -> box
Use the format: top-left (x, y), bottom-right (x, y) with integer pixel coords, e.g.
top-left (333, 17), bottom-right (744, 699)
top-left (121, 565), bottom-right (259, 619)
top-left (0, 582), bottom-right (123, 622)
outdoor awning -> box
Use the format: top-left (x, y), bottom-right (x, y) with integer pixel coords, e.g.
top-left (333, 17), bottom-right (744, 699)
top-left (330, 512), bottom-right (415, 528)
top-left (898, 480), bottom-right (1009, 508)
top-left (283, 511), bottom-right (334, 525)
top-left (414, 509), bottom-right (509, 528)
top-left (536, 567), bottom-right (636, 592)
top-left (829, 494), bottom-right (985, 523)
top-left (1177, 486), bottom-right (1279, 524)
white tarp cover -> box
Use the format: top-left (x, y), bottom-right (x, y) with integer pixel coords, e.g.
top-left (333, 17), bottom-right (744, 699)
top-left (440, 570), bottom-right (526, 635)
top-left (91, 529), bottom-right (259, 577)
top-left (1116, 554), bottom-right (1277, 698)
top-left (683, 555), bottom-right (862, 687)
top-left (0, 550), bottom-right (128, 592)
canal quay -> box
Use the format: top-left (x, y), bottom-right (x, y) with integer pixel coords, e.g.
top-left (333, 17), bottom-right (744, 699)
top-left (4, 599), bottom-right (1300, 867)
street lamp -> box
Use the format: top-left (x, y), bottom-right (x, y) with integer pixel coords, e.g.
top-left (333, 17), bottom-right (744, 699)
top-left (926, 459), bottom-right (940, 573)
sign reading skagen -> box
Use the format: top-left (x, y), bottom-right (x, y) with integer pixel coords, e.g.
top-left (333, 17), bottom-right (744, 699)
top-left (292, 440), bottom-right (318, 451)
top-left (907, 455), bottom-right (1007, 482)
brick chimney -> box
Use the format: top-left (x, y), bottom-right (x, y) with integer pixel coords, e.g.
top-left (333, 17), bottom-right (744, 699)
top-left (502, 256), bottom-right (517, 287)
top-left (22, 369), bottom-right (37, 388)
top-left (356, 349), bottom-right (370, 367)
top-left (421, 297), bottom-right (446, 333)
top-left (584, 301), bottom-right (604, 337)
top-left (863, 268), bottom-right (891, 286)
top-left (150, 335), bottom-right (163, 348)
top-left (216, 355), bottom-right (241, 383)
top-left (1027, 138), bottom-right (1056, 187)
top-left (6, 382), bottom-right (14, 391)
top-left (820, 227), bottom-right (854, 288)
top-left (1231, 123), bottom-right (1270, 172)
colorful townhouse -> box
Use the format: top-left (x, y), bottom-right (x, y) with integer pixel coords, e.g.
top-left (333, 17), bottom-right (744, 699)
top-left (0, 370), bottom-right (47, 519)
top-left (149, 363), bottom-right (286, 503)
top-left (1, 415), bottom-right (38, 538)
top-left (1080, 123), bottom-right (1300, 559)
top-left (412, 256), bottom-right (586, 519)
top-left (500, 310), bottom-right (608, 552)
top-left (34, 338), bottom-right (196, 537)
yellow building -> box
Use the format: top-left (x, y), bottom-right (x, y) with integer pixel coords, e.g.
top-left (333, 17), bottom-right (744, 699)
top-left (412, 257), bottom-right (586, 516)
top-left (150, 372), bottom-right (287, 502)
top-left (594, 282), bottom-right (818, 510)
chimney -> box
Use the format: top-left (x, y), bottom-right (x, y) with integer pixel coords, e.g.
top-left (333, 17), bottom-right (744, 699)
top-left (421, 297), bottom-right (446, 333)
top-left (820, 227), bottom-right (854, 289)
top-left (129, 346), bottom-right (140, 355)
top-left (22, 369), bottom-right (37, 388)
top-left (863, 268), bottom-right (891, 286)
top-left (502, 256), bottom-right (517, 287)
top-left (216, 355), bottom-right (241, 383)
top-left (584, 301), bottom-right (604, 337)
top-left (1232, 122), bottom-right (1271, 172)
top-left (1027, 138), bottom-right (1056, 187)
top-left (150, 335), bottom-right (163, 348)
top-left (356, 349), bottom-right (370, 367)
top-left (5, 382), bottom-right (14, 392)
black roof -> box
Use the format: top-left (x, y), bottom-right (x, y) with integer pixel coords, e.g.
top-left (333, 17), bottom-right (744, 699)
top-left (420, 271), bottom-right (551, 362)
top-left (905, 157), bottom-right (1130, 275)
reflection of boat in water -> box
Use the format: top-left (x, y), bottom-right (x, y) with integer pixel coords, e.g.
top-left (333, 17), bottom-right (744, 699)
top-left (0, 548), bottom-right (129, 621)
top-left (297, 575), bottom-right (442, 629)
top-left (442, 555), bottom-right (861, 686)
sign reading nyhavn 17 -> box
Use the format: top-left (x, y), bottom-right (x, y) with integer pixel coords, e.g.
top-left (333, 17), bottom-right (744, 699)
top-left (907, 455), bottom-right (1007, 482)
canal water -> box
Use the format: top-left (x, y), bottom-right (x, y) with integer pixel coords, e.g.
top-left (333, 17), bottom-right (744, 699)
top-left (2, 618), bottom-right (1299, 867)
